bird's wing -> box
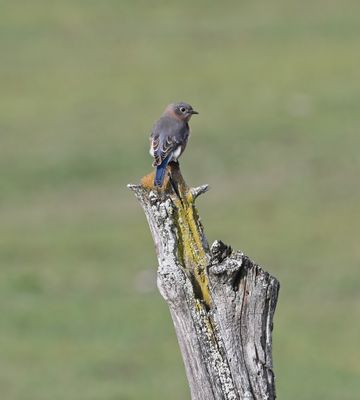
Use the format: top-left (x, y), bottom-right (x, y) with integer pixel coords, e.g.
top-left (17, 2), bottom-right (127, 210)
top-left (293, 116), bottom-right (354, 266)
top-left (151, 133), bottom-right (179, 166)
top-left (150, 118), bottom-right (185, 166)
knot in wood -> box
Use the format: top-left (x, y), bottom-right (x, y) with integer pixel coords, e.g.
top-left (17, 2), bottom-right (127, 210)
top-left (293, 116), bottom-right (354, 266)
top-left (210, 240), bottom-right (232, 264)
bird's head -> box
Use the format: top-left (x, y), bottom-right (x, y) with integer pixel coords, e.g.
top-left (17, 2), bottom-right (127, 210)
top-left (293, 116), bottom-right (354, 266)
top-left (165, 102), bottom-right (199, 122)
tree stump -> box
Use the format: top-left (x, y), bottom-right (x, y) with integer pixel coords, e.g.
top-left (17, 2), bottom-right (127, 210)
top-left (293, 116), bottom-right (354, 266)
top-left (128, 162), bottom-right (280, 400)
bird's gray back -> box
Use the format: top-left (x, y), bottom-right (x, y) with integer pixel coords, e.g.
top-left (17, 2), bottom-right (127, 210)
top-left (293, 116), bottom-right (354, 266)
top-left (151, 115), bottom-right (189, 142)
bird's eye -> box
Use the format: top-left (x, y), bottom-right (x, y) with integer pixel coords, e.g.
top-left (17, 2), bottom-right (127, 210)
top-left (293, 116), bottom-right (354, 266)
top-left (180, 107), bottom-right (186, 113)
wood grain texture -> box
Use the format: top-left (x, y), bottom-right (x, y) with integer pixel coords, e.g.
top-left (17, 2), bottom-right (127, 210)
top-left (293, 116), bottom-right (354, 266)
top-left (128, 163), bottom-right (279, 400)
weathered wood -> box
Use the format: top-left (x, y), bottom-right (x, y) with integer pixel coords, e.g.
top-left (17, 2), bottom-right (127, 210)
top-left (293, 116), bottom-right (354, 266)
top-left (128, 163), bottom-right (279, 400)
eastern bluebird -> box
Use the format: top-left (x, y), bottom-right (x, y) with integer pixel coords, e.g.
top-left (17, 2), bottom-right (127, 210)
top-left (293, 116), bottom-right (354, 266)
top-left (149, 102), bottom-right (198, 187)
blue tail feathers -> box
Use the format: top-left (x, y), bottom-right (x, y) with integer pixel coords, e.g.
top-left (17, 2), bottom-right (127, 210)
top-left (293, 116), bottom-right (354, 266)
top-left (154, 156), bottom-right (171, 187)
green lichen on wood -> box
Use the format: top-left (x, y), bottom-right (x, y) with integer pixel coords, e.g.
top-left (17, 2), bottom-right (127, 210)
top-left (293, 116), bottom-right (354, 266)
top-left (140, 162), bottom-right (212, 307)
top-left (173, 189), bottom-right (212, 307)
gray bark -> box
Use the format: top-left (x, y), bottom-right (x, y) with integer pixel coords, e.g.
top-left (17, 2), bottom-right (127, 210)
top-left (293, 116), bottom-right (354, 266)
top-left (128, 164), bottom-right (279, 400)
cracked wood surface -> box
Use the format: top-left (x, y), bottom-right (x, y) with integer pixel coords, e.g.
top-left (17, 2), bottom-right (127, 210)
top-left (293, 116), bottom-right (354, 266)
top-left (128, 163), bottom-right (280, 400)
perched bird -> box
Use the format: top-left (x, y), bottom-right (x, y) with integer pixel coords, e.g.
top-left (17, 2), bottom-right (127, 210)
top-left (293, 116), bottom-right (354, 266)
top-left (149, 102), bottom-right (198, 187)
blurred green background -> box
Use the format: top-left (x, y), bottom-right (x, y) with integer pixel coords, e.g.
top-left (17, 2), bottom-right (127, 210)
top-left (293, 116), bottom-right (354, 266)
top-left (1, 1), bottom-right (359, 399)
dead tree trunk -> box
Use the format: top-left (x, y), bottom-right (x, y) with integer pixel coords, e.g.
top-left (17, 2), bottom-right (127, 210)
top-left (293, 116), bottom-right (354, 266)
top-left (128, 163), bottom-right (280, 400)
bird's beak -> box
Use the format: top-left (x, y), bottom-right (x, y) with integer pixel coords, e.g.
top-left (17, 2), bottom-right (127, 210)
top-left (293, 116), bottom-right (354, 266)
top-left (191, 110), bottom-right (199, 114)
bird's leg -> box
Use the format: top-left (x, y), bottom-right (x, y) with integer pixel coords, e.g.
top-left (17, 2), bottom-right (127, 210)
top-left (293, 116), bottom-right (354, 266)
top-left (168, 173), bottom-right (183, 206)
top-left (168, 165), bottom-right (184, 206)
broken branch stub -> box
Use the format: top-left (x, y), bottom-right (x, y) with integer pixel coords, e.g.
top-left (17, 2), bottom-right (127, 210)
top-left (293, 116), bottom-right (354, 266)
top-left (128, 162), bottom-right (280, 400)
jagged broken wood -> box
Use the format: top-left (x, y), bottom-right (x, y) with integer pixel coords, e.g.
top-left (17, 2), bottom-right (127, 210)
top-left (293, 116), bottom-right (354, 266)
top-left (128, 163), bottom-right (280, 400)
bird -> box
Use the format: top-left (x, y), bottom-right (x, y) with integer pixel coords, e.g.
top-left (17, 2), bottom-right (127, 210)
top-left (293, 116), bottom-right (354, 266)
top-left (149, 102), bottom-right (198, 187)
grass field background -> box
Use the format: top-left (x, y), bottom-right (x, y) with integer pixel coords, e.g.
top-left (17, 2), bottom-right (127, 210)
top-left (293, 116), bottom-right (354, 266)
top-left (1, 1), bottom-right (360, 399)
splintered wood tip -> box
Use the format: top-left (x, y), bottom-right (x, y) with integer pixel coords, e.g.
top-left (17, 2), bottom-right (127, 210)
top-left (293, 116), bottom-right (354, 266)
top-left (140, 170), bottom-right (171, 191)
top-left (140, 171), bottom-right (156, 189)
top-left (140, 162), bottom-right (187, 194)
